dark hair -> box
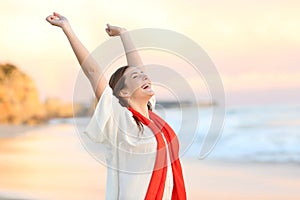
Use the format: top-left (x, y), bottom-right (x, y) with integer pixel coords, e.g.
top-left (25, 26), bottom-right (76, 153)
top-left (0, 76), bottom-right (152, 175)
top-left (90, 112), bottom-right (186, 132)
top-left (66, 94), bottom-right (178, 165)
top-left (109, 66), bottom-right (152, 132)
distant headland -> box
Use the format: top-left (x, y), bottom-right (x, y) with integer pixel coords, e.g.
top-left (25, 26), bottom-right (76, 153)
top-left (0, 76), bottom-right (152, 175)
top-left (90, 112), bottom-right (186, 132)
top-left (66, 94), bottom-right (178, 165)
top-left (0, 63), bottom-right (86, 125)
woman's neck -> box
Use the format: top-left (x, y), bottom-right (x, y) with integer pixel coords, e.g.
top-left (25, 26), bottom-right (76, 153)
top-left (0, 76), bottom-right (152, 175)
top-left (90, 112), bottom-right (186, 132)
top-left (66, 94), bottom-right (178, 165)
top-left (129, 101), bottom-right (149, 119)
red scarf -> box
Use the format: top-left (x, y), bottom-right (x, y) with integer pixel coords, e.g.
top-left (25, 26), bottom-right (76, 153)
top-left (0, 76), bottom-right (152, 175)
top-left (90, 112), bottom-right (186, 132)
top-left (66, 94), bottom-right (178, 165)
top-left (128, 107), bottom-right (187, 200)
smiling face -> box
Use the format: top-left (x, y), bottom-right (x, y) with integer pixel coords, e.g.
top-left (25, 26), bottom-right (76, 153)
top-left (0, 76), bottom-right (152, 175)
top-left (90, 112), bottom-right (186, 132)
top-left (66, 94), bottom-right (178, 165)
top-left (121, 66), bottom-right (155, 101)
top-left (109, 66), bottom-right (155, 108)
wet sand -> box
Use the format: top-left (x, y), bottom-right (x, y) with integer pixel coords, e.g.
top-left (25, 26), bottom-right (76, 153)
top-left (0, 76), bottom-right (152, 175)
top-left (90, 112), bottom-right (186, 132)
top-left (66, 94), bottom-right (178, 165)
top-left (0, 124), bottom-right (300, 200)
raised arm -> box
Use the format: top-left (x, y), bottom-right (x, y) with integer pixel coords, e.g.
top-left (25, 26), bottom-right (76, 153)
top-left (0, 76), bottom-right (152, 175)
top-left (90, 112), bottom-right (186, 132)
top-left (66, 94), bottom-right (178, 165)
top-left (106, 24), bottom-right (144, 67)
top-left (46, 12), bottom-right (107, 100)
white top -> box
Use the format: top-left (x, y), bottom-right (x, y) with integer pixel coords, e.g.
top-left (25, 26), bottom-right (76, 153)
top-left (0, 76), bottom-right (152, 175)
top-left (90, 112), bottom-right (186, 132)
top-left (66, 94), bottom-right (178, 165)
top-left (84, 86), bottom-right (173, 200)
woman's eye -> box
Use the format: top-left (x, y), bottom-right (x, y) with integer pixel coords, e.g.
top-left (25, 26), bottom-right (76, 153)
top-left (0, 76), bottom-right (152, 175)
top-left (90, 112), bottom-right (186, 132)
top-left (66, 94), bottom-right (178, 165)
top-left (133, 76), bottom-right (138, 79)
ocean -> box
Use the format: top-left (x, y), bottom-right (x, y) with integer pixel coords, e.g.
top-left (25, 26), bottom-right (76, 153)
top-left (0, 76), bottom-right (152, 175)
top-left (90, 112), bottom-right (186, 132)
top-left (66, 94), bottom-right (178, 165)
top-left (174, 103), bottom-right (300, 163)
top-left (70, 103), bottom-right (300, 164)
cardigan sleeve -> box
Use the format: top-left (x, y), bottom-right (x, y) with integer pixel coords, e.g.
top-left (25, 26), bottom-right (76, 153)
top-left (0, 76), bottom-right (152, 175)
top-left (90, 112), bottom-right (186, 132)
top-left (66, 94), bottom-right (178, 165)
top-left (83, 86), bottom-right (126, 143)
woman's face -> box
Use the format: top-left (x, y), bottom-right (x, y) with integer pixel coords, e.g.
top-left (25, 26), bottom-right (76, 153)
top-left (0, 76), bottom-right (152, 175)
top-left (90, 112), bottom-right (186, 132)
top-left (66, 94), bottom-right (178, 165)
top-left (121, 66), bottom-right (154, 100)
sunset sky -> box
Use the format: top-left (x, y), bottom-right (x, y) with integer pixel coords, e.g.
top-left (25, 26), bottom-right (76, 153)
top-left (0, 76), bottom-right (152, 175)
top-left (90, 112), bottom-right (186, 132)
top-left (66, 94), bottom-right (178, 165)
top-left (1, 0), bottom-right (299, 106)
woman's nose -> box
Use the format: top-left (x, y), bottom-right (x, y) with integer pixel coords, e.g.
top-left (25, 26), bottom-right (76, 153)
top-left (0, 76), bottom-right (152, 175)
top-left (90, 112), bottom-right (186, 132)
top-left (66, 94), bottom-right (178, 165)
top-left (142, 74), bottom-right (149, 80)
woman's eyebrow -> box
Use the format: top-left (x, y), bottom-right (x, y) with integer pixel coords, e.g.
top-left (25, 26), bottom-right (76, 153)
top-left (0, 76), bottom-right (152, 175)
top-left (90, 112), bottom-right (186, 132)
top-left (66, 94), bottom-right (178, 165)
top-left (130, 72), bottom-right (138, 77)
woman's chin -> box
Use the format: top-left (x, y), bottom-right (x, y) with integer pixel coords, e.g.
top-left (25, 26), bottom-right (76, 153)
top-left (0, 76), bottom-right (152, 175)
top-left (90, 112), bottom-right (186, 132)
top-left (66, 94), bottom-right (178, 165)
top-left (143, 88), bottom-right (155, 96)
top-left (131, 88), bottom-right (155, 99)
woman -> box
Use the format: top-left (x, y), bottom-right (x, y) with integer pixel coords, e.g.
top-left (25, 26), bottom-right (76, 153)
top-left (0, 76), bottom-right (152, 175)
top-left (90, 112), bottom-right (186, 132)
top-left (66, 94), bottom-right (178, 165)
top-left (46, 12), bottom-right (186, 200)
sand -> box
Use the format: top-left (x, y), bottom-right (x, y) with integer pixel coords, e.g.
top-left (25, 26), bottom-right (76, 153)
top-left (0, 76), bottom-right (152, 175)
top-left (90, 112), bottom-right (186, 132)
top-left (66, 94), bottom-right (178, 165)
top-left (0, 124), bottom-right (299, 200)
top-left (183, 159), bottom-right (300, 200)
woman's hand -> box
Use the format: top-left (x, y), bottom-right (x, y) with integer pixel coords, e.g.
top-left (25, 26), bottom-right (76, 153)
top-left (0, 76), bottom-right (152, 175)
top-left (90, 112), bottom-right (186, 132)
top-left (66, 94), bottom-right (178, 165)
top-left (105, 24), bottom-right (127, 37)
top-left (46, 12), bottom-right (69, 29)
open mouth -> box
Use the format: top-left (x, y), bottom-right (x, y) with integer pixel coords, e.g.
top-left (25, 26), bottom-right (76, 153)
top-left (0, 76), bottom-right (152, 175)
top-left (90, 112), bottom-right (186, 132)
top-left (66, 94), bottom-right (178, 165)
top-left (141, 83), bottom-right (151, 90)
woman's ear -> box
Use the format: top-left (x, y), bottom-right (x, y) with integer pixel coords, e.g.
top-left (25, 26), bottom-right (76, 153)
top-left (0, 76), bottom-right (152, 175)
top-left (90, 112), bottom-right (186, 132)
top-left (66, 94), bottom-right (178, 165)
top-left (119, 89), bottom-right (130, 98)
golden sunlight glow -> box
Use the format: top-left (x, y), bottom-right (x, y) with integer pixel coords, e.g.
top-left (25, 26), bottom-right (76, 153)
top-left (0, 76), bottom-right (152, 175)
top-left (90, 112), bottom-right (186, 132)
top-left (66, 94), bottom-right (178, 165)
top-left (1, 0), bottom-right (299, 104)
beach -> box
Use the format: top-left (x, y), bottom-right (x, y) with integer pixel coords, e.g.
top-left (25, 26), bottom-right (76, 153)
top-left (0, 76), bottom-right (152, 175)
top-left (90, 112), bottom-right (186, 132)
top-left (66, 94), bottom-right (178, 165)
top-left (0, 124), bottom-right (299, 200)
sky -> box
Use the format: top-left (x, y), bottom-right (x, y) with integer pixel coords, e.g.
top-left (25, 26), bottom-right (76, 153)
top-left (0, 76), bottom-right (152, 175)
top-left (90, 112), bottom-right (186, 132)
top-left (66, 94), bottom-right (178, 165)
top-left (1, 0), bottom-right (300, 107)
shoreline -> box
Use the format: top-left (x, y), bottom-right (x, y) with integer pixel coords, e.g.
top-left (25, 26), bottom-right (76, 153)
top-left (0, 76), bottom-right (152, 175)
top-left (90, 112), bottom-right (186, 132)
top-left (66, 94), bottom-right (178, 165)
top-left (0, 124), bottom-right (46, 138)
top-left (1, 123), bottom-right (300, 165)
